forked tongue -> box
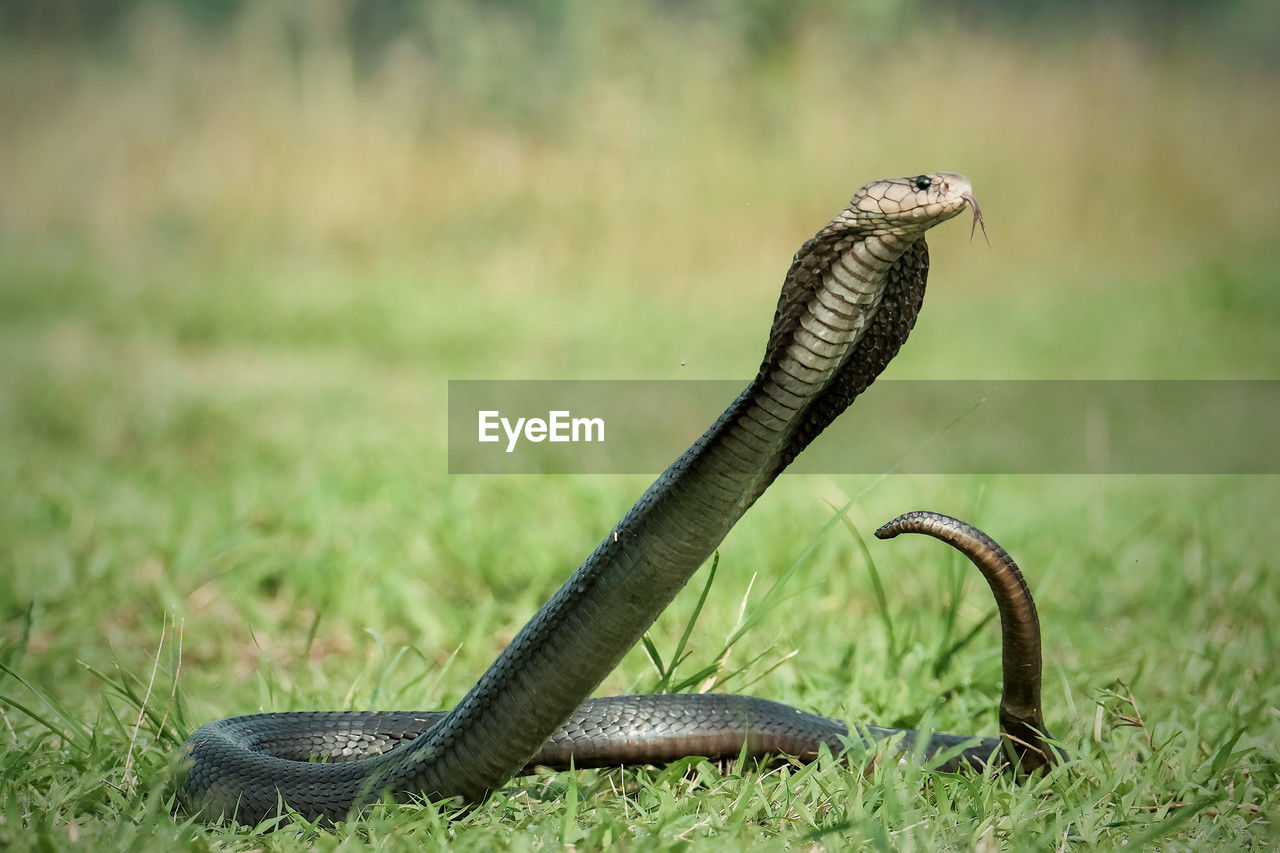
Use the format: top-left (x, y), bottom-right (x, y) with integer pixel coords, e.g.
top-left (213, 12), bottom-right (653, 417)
top-left (962, 192), bottom-right (989, 245)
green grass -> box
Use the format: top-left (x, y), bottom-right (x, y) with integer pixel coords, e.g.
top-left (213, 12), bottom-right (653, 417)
top-left (2, 6), bottom-right (1279, 849)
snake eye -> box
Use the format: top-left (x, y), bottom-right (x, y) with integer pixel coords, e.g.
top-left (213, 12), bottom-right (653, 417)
top-left (913, 175), bottom-right (932, 191)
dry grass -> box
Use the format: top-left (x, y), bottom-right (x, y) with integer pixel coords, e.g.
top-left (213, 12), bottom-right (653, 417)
top-left (3, 6), bottom-right (1276, 287)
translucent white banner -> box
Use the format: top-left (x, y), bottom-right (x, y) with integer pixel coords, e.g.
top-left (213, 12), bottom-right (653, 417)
top-left (447, 380), bottom-right (1280, 475)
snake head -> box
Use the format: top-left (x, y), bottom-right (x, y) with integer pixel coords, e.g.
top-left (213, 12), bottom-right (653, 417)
top-left (847, 172), bottom-right (983, 240)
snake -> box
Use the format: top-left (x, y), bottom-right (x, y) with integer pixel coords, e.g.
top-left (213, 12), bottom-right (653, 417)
top-left (180, 173), bottom-right (1052, 825)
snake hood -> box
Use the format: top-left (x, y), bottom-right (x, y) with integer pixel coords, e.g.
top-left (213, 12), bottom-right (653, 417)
top-left (757, 171), bottom-right (980, 469)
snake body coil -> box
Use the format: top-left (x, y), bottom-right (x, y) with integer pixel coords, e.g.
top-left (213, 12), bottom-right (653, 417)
top-left (181, 174), bottom-right (1050, 825)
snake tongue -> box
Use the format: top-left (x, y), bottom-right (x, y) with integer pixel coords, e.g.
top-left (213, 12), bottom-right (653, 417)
top-left (961, 192), bottom-right (989, 246)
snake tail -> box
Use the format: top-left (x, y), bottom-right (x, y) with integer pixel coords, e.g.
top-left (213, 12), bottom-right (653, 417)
top-left (876, 510), bottom-right (1053, 772)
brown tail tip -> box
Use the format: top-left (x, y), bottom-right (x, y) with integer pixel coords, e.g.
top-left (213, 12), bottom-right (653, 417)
top-left (877, 510), bottom-right (1053, 772)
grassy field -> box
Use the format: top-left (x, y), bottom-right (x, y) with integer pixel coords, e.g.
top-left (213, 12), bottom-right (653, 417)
top-left (2, 5), bottom-right (1279, 849)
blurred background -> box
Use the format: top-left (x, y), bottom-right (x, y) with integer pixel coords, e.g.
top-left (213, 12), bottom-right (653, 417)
top-left (3, 0), bottom-right (1277, 383)
top-left (1, 0), bottom-right (1278, 835)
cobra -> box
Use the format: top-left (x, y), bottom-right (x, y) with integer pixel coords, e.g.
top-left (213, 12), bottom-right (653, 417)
top-left (180, 173), bottom-right (1050, 825)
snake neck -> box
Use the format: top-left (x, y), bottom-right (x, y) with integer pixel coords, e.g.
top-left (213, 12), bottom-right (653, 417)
top-left (767, 231), bottom-right (929, 469)
top-left (590, 229), bottom-right (922, 567)
top-left (752, 230), bottom-right (918, 479)
top-left (368, 228), bottom-right (929, 806)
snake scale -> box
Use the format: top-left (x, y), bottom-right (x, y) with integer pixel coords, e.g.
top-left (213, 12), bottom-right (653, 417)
top-left (180, 173), bottom-right (1052, 825)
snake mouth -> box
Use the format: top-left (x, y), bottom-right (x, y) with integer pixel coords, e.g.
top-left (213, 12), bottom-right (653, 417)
top-left (961, 192), bottom-right (988, 244)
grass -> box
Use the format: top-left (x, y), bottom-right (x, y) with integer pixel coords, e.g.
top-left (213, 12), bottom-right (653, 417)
top-left (2, 5), bottom-right (1279, 849)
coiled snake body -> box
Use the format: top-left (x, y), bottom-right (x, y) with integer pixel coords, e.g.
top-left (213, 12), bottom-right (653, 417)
top-left (181, 173), bottom-right (1051, 825)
